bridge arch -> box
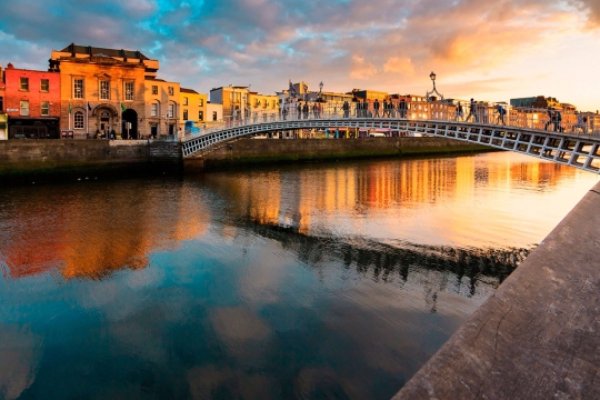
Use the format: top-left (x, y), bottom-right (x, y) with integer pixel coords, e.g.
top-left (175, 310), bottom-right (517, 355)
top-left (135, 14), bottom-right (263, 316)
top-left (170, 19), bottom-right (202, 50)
top-left (182, 118), bottom-right (600, 174)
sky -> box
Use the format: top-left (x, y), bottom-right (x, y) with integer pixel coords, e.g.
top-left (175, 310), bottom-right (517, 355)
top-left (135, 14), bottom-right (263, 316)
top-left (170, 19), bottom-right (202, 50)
top-left (1, 0), bottom-right (599, 110)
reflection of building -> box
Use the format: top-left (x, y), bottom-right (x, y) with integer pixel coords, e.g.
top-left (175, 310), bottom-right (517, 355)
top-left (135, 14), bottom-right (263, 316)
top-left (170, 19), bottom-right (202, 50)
top-left (3, 182), bottom-right (209, 280)
top-left (3, 63), bottom-right (61, 138)
top-left (49, 43), bottom-right (160, 139)
top-left (0, 66), bottom-right (6, 140)
top-left (144, 78), bottom-right (180, 138)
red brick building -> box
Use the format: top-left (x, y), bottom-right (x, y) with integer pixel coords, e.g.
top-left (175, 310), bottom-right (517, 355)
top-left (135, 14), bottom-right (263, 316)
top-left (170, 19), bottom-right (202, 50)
top-left (3, 63), bottom-right (61, 138)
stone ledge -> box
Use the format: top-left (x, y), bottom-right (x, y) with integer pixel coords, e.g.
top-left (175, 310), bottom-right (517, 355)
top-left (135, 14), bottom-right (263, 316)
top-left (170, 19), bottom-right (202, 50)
top-left (393, 181), bottom-right (600, 399)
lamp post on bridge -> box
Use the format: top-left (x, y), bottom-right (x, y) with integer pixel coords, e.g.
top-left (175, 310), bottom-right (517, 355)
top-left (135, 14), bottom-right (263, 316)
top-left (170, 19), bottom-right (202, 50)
top-left (426, 71), bottom-right (444, 102)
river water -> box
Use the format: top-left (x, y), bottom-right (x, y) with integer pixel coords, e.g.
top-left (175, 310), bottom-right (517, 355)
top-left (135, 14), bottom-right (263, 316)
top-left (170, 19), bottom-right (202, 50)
top-left (0, 152), bottom-right (597, 399)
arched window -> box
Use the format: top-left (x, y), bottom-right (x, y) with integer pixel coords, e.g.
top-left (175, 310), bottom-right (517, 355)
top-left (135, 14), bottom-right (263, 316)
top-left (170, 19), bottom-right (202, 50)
top-left (74, 111), bottom-right (84, 129)
top-left (151, 102), bottom-right (160, 117)
top-left (167, 102), bottom-right (175, 118)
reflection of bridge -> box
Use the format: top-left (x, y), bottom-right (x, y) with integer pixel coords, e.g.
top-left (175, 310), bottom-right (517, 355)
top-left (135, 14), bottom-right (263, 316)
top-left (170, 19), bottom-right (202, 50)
top-left (182, 116), bottom-right (600, 174)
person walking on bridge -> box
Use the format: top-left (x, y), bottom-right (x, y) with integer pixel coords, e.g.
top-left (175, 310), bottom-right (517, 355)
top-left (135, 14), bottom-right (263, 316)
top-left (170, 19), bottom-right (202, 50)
top-left (302, 102), bottom-right (310, 120)
top-left (544, 107), bottom-right (554, 131)
top-left (496, 104), bottom-right (506, 125)
top-left (342, 101), bottom-right (350, 118)
top-left (456, 103), bottom-right (464, 121)
top-left (374, 99), bottom-right (381, 118)
top-left (466, 98), bottom-right (477, 122)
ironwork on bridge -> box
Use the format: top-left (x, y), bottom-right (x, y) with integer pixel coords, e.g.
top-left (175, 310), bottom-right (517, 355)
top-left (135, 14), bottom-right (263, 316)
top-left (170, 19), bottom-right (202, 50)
top-left (182, 118), bottom-right (600, 174)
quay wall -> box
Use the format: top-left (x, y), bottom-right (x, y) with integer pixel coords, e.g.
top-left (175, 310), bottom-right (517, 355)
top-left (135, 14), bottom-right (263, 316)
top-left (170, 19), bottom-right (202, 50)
top-left (0, 140), bottom-right (181, 182)
top-left (185, 137), bottom-right (487, 169)
top-left (393, 180), bottom-right (600, 399)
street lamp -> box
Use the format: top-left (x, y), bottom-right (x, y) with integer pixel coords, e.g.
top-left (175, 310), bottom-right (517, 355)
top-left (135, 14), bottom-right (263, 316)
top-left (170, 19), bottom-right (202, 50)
top-left (425, 71), bottom-right (444, 101)
top-left (319, 81), bottom-right (324, 94)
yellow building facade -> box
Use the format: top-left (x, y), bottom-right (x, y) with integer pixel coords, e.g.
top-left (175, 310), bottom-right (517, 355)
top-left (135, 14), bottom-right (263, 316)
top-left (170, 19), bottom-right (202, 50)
top-left (179, 88), bottom-right (203, 133)
top-left (49, 44), bottom-right (159, 139)
top-left (248, 91), bottom-right (279, 122)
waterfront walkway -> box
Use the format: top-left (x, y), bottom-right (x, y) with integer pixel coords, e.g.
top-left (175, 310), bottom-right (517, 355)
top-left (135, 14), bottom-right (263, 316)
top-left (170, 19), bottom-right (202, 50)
top-left (394, 180), bottom-right (600, 399)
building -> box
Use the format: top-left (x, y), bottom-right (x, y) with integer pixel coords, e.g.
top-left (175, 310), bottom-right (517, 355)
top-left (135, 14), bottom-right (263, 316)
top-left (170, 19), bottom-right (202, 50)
top-left (3, 63), bottom-right (61, 138)
top-left (248, 91), bottom-right (279, 122)
top-left (144, 78), bottom-right (180, 138)
top-left (179, 88), bottom-right (203, 134)
top-left (205, 102), bottom-right (223, 127)
top-left (280, 82), bottom-right (353, 119)
top-left (198, 93), bottom-right (207, 124)
top-left (49, 43), bottom-right (160, 139)
top-left (209, 86), bottom-right (249, 122)
top-left (510, 96), bottom-right (578, 131)
top-left (351, 89), bottom-right (389, 102)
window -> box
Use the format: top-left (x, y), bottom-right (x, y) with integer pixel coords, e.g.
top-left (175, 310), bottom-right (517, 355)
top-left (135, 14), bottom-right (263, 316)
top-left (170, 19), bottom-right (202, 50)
top-left (0, 96), bottom-right (3, 112)
top-left (212, 111), bottom-right (217, 121)
top-left (199, 99), bottom-right (204, 107)
top-left (167, 103), bottom-right (175, 118)
top-left (74, 111), bottom-right (84, 129)
top-left (41, 79), bottom-right (49, 92)
top-left (152, 85), bottom-right (158, 95)
top-left (100, 80), bottom-right (110, 100)
top-left (151, 102), bottom-right (159, 117)
top-left (198, 111), bottom-right (204, 121)
top-left (20, 77), bottom-right (29, 91)
top-left (183, 109), bottom-right (188, 120)
top-left (73, 78), bottom-right (84, 98)
top-left (168, 86), bottom-right (174, 96)
top-left (20, 100), bottom-right (30, 116)
top-left (41, 101), bottom-right (49, 116)
top-left (124, 81), bottom-right (134, 100)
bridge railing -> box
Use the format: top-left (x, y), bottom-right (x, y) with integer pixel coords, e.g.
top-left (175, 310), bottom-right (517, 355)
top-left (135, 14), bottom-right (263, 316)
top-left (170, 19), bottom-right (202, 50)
top-left (187, 103), bottom-right (600, 140)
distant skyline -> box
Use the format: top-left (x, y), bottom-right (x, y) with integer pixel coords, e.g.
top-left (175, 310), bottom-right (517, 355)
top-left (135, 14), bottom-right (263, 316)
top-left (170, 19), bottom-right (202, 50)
top-left (1, 0), bottom-right (599, 110)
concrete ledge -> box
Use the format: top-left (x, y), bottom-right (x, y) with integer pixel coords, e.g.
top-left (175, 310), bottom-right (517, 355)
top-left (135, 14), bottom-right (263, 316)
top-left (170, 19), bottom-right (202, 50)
top-left (394, 181), bottom-right (600, 399)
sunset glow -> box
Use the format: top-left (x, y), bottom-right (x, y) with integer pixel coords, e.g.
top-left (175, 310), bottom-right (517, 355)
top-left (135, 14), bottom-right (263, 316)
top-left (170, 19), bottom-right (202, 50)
top-left (1, 0), bottom-right (599, 110)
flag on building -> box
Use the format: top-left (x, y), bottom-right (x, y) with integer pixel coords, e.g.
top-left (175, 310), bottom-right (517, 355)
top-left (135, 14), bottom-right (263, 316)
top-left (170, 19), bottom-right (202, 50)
top-left (120, 102), bottom-right (126, 112)
top-left (68, 102), bottom-right (72, 114)
top-left (87, 102), bottom-right (92, 111)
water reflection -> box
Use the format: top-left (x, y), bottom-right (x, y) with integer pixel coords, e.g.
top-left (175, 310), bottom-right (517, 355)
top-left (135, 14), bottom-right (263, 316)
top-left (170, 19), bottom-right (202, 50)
top-left (0, 152), bottom-right (597, 399)
top-left (201, 152), bottom-right (589, 249)
top-left (0, 182), bottom-right (210, 279)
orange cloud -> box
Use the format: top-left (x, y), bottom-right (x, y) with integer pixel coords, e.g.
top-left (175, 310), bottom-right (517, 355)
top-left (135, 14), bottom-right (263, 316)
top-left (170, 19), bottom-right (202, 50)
top-left (383, 56), bottom-right (415, 75)
top-left (350, 55), bottom-right (377, 79)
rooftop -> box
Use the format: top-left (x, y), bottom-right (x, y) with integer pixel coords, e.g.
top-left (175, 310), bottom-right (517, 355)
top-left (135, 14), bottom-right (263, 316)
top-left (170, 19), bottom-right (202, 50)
top-left (59, 43), bottom-right (153, 61)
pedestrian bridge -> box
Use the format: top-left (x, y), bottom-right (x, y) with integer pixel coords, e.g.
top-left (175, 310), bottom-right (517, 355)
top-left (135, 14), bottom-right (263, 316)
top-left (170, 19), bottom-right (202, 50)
top-left (182, 118), bottom-right (600, 174)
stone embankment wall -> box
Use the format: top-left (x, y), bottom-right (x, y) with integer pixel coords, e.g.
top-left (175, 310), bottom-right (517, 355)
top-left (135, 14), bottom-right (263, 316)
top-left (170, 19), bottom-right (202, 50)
top-left (186, 137), bottom-right (487, 169)
top-left (393, 180), bottom-right (600, 399)
top-left (0, 140), bottom-right (181, 181)
top-left (0, 137), bottom-right (487, 181)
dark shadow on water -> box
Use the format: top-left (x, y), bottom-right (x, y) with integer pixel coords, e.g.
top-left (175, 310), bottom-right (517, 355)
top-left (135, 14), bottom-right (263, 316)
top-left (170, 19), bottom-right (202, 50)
top-left (236, 218), bottom-right (530, 297)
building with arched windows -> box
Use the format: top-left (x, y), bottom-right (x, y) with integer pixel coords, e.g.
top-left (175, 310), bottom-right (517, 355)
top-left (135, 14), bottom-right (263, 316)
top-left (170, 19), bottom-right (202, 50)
top-left (144, 78), bottom-right (180, 139)
top-left (49, 44), bottom-right (159, 139)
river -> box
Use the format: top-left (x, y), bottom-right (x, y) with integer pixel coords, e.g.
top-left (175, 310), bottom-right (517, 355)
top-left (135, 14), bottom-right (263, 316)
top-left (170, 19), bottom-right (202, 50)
top-left (0, 151), bottom-right (597, 399)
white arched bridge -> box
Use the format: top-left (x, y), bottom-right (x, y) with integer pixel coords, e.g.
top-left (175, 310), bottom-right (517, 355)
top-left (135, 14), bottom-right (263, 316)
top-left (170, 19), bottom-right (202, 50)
top-left (182, 117), bottom-right (600, 174)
